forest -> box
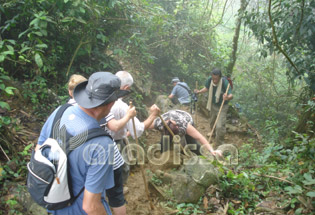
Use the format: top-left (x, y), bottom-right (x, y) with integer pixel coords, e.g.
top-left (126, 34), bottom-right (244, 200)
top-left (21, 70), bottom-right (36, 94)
top-left (0, 0), bottom-right (314, 214)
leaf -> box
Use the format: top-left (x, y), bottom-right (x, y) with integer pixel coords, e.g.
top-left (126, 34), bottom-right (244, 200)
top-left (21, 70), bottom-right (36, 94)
top-left (5, 87), bottom-right (16, 95)
top-left (0, 55), bottom-right (4, 62)
top-left (306, 191), bottom-right (315, 198)
top-left (79, 7), bottom-right (85, 13)
top-left (61, 17), bottom-right (73, 22)
top-left (34, 53), bottom-right (43, 68)
top-left (0, 101), bottom-right (10, 110)
top-left (0, 75), bottom-right (10, 80)
top-left (19, 46), bottom-right (31, 53)
top-left (35, 44), bottom-right (48, 49)
top-left (6, 45), bottom-right (14, 52)
top-left (284, 185), bottom-right (303, 194)
top-left (302, 173), bottom-right (315, 185)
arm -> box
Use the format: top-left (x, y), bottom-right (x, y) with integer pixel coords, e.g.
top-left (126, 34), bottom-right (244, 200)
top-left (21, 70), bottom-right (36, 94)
top-left (106, 106), bottom-right (136, 132)
top-left (82, 190), bottom-right (106, 215)
top-left (194, 87), bottom-right (208, 94)
top-left (168, 94), bottom-right (174, 99)
top-left (143, 104), bottom-right (160, 129)
top-left (186, 124), bottom-right (220, 156)
top-left (223, 93), bottom-right (233, 101)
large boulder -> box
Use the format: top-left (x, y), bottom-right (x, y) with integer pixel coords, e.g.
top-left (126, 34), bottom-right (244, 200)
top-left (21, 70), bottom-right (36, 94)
top-left (149, 156), bottom-right (221, 203)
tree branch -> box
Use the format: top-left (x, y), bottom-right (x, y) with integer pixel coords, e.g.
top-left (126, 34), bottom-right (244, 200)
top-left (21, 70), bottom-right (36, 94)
top-left (268, 0), bottom-right (299, 74)
top-left (66, 39), bottom-right (90, 77)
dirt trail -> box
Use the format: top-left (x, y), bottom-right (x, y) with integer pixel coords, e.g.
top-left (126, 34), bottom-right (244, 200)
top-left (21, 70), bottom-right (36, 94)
top-left (124, 110), bottom-right (250, 214)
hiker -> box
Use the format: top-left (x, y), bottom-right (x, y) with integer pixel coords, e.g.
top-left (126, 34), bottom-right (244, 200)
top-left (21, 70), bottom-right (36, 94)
top-left (35, 72), bottom-right (130, 215)
top-left (67, 74), bottom-right (87, 105)
top-left (66, 73), bottom-right (137, 215)
top-left (194, 68), bottom-right (233, 147)
top-left (168, 77), bottom-right (191, 106)
top-left (151, 109), bottom-right (222, 156)
top-left (105, 71), bottom-right (160, 214)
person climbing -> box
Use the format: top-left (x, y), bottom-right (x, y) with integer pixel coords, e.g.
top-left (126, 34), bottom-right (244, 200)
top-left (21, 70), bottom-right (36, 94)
top-left (194, 68), bottom-right (233, 147)
top-left (151, 109), bottom-right (222, 156)
top-left (168, 77), bottom-right (191, 107)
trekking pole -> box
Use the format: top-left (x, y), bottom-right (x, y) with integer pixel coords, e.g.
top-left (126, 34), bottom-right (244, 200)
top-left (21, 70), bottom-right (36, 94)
top-left (195, 81), bottom-right (198, 125)
top-left (129, 101), bottom-right (154, 210)
top-left (208, 84), bottom-right (230, 145)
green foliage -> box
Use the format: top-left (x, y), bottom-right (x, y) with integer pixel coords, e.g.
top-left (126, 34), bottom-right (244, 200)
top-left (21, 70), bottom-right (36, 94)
top-left (151, 173), bottom-right (163, 186)
top-left (0, 143), bottom-right (32, 183)
top-left (218, 127), bottom-right (314, 214)
top-left (244, 0), bottom-right (315, 94)
top-left (234, 50), bottom-right (301, 138)
top-left (176, 202), bottom-right (203, 215)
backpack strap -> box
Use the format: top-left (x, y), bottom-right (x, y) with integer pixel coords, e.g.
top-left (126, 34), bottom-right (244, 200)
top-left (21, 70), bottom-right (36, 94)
top-left (68, 128), bottom-right (112, 152)
top-left (177, 83), bottom-right (191, 94)
top-left (49, 103), bottom-right (72, 138)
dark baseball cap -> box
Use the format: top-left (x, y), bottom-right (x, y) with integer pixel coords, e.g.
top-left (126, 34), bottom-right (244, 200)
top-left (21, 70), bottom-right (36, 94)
top-left (73, 72), bottom-right (130, 108)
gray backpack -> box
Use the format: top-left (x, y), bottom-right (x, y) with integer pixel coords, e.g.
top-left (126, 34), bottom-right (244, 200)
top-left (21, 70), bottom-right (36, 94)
top-left (27, 104), bottom-right (111, 210)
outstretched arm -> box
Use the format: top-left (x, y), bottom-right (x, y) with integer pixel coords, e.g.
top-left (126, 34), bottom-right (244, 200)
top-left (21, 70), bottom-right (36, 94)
top-left (186, 124), bottom-right (221, 156)
top-left (194, 87), bottom-right (208, 94)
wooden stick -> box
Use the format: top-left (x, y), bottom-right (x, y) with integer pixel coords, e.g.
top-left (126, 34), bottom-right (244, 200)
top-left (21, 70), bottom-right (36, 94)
top-left (158, 115), bottom-right (175, 137)
top-left (208, 83), bottom-right (230, 145)
top-left (158, 114), bottom-right (189, 156)
top-left (0, 143), bottom-right (10, 161)
top-left (194, 81), bottom-right (198, 125)
top-left (123, 137), bottom-right (136, 163)
top-left (129, 101), bottom-right (154, 210)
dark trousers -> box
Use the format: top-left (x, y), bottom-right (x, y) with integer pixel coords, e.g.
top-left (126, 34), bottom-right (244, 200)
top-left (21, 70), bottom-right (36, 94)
top-left (159, 134), bottom-right (201, 155)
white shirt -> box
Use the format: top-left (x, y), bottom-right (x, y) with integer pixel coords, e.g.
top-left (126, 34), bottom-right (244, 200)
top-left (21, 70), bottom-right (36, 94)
top-left (105, 99), bottom-right (145, 140)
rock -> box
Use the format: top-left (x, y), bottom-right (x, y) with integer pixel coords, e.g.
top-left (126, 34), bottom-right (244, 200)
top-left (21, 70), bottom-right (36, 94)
top-left (172, 173), bottom-right (206, 203)
top-left (184, 156), bottom-right (220, 187)
top-left (154, 95), bottom-right (175, 113)
top-left (149, 156), bottom-right (221, 203)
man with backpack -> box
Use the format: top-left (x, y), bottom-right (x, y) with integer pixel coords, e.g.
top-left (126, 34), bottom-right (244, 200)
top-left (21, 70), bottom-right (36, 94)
top-left (168, 77), bottom-right (191, 106)
top-left (194, 68), bottom-right (233, 148)
top-left (33, 72), bottom-right (129, 214)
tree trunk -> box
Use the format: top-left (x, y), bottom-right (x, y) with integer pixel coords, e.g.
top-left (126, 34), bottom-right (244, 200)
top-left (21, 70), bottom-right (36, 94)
top-left (226, 0), bottom-right (249, 77)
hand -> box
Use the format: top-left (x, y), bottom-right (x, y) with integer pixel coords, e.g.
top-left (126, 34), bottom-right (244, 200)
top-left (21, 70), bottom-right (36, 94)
top-left (150, 104), bottom-right (160, 116)
top-left (209, 149), bottom-right (223, 157)
top-left (126, 131), bottom-right (131, 137)
top-left (194, 89), bottom-right (198, 93)
top-left (223, 93), bottom-right (229, 101)
top-left (214, 150), bottom-right (223, 157)
top-left (127, 106), bottom-right (137, 118)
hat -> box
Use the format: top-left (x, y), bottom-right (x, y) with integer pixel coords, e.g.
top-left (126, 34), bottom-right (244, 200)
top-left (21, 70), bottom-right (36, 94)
top-left (171, 77), bottom-right (180, 83)
top-left (73, 72), bottom-right (130, 108)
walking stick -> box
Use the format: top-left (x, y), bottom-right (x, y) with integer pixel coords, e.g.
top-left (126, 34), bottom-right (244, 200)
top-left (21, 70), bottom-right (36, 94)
top-left (207, 84), bottom-right (230, 145)
top-left (195, 81), bottom-right (198, 125)
top-left (129, 101), bottom-right (154, 210)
